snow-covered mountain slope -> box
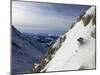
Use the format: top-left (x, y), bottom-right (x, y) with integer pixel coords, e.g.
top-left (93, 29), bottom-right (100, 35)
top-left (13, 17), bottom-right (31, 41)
top-left (42, 6), bottom-right (96, 72)
top-left (12, 26), bottom-right (47, 74)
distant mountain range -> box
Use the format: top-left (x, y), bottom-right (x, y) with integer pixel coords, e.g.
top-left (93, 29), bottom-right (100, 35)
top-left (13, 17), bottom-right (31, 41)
top-left (12, 25), bottom-right (48, 74)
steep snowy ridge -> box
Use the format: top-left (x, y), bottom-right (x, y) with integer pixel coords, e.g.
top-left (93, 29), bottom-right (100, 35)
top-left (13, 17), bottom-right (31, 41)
top-left (42, 6), bottom-right (96, 72)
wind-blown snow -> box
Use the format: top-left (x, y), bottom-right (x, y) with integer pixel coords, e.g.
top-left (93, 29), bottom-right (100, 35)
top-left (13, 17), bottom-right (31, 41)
top-left (42, 6), bottom-right (96, 72)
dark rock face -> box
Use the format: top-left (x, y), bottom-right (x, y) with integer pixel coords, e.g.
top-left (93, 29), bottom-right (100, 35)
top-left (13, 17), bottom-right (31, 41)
top-left (61, 35), bottom-right (66, 43)
top-left (11, 25), bottom-right (47, 74)
top-left (91, 28), bottom-right (96, 39)
top-left (82, 15), bottom-right (93, 26)
top-left (77, 12), bottom-right (85, 22)
top-left (70, 22), bottom-right (75, 29)
top-left (92, 12), bottom-right (96, 25)
top-left (70, 7), bottom-right (96, 30)
top-left (82, 8), bottom-right (96, 26)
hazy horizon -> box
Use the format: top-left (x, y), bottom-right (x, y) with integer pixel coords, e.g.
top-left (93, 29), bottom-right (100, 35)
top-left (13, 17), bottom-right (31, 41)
top-left (12, 1), bottom-right (91, 35)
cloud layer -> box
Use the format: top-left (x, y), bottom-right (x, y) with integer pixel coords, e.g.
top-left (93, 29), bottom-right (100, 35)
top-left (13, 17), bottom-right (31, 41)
top-left (12, 1), bottom-right (90, 35)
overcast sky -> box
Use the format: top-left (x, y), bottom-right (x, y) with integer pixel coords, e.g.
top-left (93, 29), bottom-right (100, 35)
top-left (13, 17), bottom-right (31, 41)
top-left (12, 1), bottom-right (90, 35)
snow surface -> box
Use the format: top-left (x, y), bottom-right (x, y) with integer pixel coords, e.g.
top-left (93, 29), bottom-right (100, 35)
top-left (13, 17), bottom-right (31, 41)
top-left (42, 6), bottom-right (96, 72)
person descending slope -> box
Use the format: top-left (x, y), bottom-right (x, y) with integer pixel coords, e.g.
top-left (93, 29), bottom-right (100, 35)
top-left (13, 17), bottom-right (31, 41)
top-left (77, 37), bottom-right (84, 45)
